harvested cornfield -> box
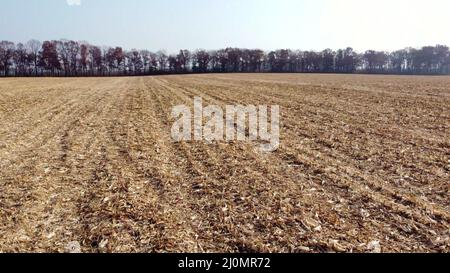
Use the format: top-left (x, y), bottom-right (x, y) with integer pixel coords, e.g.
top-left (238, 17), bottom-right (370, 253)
top-left (0, 74), bottom-right (449, 253)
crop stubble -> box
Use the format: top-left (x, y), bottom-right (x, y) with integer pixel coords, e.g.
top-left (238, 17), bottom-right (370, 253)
top-left (0, 74), bottom-right (449, 252)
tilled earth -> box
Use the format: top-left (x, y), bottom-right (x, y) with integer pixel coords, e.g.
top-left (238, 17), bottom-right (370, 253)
top-left (0, 74), bottom-right (449, 253)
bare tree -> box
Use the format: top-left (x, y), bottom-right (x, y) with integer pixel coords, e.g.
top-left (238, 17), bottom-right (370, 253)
top-left (13, 43), bottom-right (29, 75)
top-left (193, 50), bottom-right (210, 73)
top-left (140, 50), bottom-right (151, 73)
top-left (39, 41), bottom-right (61, 74)
top-left (156, 50), bottom-right (168, 72)
top-left (129, 50), bottom-right (143, 73)
top-left (390, 49), bottom-right (407, 73)
top-left (0, 41), bottom-right (15, 76)
top-left (26, 39), bottom-right (42, 75)
top-left (80, 44), bottom-right (89, 73)
top-left (90, 46), bottom-right (103, 73)
top-left (177, 50), bottom-right (191, 71)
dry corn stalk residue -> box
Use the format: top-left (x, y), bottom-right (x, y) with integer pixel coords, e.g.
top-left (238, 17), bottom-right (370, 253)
top-left (0, 74), bottom-right (449, 253)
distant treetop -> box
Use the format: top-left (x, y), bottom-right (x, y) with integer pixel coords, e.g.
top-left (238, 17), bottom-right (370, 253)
top-left (0, 40), bottom-right (449, 76)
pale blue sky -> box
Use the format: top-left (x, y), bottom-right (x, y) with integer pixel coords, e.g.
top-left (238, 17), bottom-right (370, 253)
top-left (1, 0), bottom-right (449, 53)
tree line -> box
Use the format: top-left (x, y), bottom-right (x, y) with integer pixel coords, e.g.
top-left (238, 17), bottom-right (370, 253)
top-left (1, 39), bottom-right (449, 76)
